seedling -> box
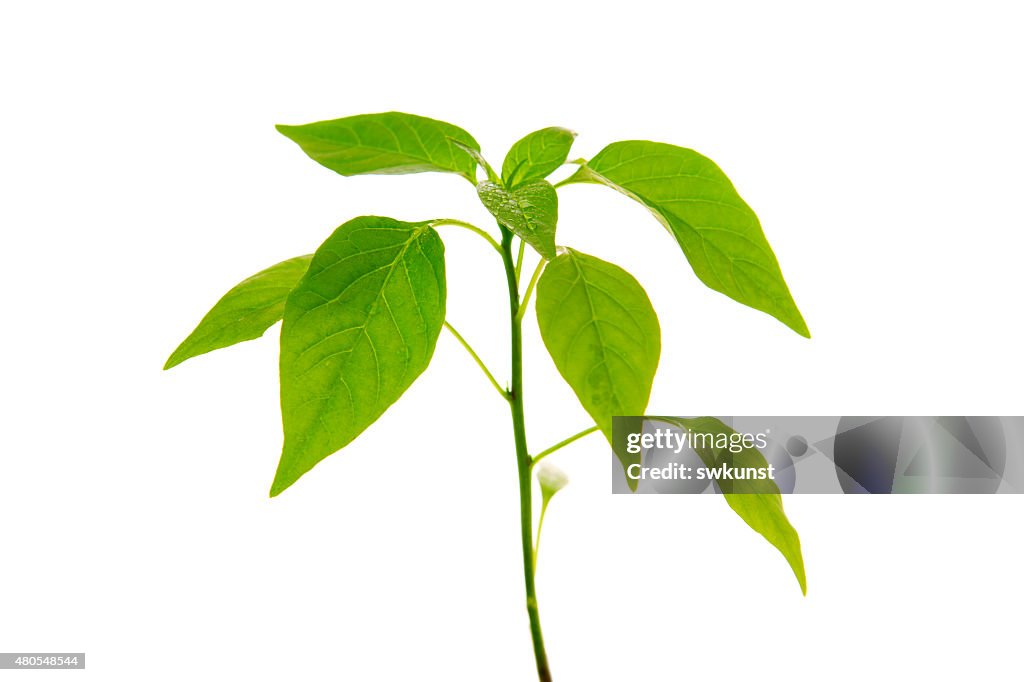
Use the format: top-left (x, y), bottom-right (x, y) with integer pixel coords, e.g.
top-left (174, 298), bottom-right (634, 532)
top-left (165, 112), bottom-right (808, 681)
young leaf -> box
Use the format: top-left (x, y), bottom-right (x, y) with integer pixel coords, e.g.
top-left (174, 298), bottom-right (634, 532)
top-left (276, 112), bottom-right (480, 183)
top-left (664, 416), bottom-right (807, 594)
top-left (563, 141), bottom-right (809, 337)
top-left (164, 255), bottom-right (312, 370)
top-left (501, 127), bottom-right (577, 189)
top-left (536, 249), bottom-right (660, 487)
top-left (477, 180), bottom-right (558, 260)
top-left (273, 216), bottom-right (446, 496)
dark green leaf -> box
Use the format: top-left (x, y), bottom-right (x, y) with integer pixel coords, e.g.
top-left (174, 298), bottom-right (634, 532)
top-left (536, 248), bottom-right (660, 488)
top-left (501, 127), bottom-right (576, 189)
top-left (477, 180), bottom-right (558, 260)
top-left (663, 416), bottom-right (807, 594)
top-left (276, 112), bottom-right (480, 182)
top-left (273, 216), bottom-right (446, 496)
top-left (164, 256), bottom-right (312, 370)
top-left (564, 141), bottom-right (809, 337)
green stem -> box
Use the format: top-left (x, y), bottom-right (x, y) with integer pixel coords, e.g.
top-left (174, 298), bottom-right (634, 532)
top-left (442, 321), bottom-right (509, 401)
top-left (515, 238), bottom-right (526, 283)
top-left (532, 425), bottom-right (600, 464)
top-left (500, 225), bottom-right (552, 682)
top-left (431, 218), bottom-right (503, 254)
top-left (533, 498), bottom-right (551, 572)
top-left (516, 259), bottom-right (546, 323)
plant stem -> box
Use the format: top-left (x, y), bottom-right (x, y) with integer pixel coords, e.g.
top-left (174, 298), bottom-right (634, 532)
top-left (442, 321), bottom-right (509, 400)
top-left (499, 225), bottom-right (552, 682)
top-left (431, 218), bottom-right (503, 254)
top-left (515, 238), bottom-right (526, 283)
top-left (532, 425), bottom-right (600, 464)
top-left (533, 497), bottom-right (551, 572)
top-left (516, 259), bottom-right (546, 323)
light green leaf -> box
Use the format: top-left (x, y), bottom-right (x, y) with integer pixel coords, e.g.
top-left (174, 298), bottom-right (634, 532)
top-left (563, 141), bottom-right (809, 337)
top-left (477, 180), bottom-right (558, 260)
top-left (502, 127), bottom-right (576, 189)
top-left (273, 216), bottom-right (446, 496)
top-left (536, 248), bottom-right (660, 488)
top-left (276, 111), bottom-right (480, 183)
top-left (164, 256), bottom-right (312, 370)
top-left (664, 416), bottom-right (806, 594)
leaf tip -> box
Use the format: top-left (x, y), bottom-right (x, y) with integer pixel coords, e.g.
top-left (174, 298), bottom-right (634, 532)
top-left (163, 348), bottom-right (185, 371)
top-left (790, 315), bottom-right (811, 339)
top-left (274, 123), bottom-right (297, 138)
top-left (269, 463), bottom-right (297, 498)
top-left (268, 477), bottom-right (289, 498)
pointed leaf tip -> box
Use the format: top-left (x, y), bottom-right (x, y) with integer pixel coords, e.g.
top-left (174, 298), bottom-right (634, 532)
top-left (562, 141), bottom-right (809, 336)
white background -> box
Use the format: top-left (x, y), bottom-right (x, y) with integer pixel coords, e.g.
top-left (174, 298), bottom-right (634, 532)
top-left (2, 1), bottom-right (1022, 680)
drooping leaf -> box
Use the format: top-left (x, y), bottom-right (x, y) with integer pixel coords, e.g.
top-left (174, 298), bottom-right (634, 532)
top-left (663, 416), bottom-right (807, 594)
top-left (477, 180), bottom-right (558, 260)
top-left (273, 216), bottom-right (446, 496)
top-left (276, 112), bottom-right (480, 183)
top-left (536, 248), bottom-right (660, 488)
top-left (164, 256), bottom-right (312, 370)
top-left (501, 127), bottom-right (576, 189)
top-left (563, 141), bottom-right (809, 337)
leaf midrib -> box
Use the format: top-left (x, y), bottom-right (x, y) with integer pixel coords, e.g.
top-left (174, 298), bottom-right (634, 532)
top-left (290, 226), bottom-right (431, 406)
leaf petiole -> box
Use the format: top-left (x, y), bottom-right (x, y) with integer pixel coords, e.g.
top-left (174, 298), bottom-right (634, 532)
top-left (516, 259), bottom-right (546, 323)
top-left (531, 425), bottom-right (600, 465)
top-left (430, 219), bottom-right (503, 254)
top-left (448, 137), bottom-right (500, 184)
top-left (515, 238), bottom-right (526, 284)
top-left (443, 321), bottom-right (510, 401)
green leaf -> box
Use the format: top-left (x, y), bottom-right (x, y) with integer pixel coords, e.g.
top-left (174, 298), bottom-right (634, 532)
top-left (563, 141), bottom-right (809, 337)
top-left (276, 112), bottom-right (480, 183)
top-left (164, 256), bottom-right (312, 370)
top-left (501, 127), bottom-right (576, 189)
top-left (477, 180), bottom-right (558, 260)
top-left (663, 416), bottom-right (807, 594)
top-left (536, 248), bottom-right (660, 489)
top-left (273, 216), bottom-right (446, 496)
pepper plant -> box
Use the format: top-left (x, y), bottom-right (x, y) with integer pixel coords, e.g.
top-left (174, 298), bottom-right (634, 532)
top-left (165, 112), bottom-right (809, 681)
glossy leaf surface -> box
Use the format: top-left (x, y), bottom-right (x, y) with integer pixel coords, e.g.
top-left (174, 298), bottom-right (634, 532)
top-left (478, 180), bottom-right (559, 260)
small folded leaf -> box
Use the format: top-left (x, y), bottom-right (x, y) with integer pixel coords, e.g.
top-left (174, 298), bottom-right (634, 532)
top-left (501, 127), bottom-right (576, 189)
top-left (536, 249), bottom-right (660, 489)
top-left (477, 180), bottom-right (558, 260)
top-left (664, 416), bottom-right (807, 594)
top-left (536, 462), bottom-right (570, 504)
top-left (273, 216), bottom-right (446, 496)
top-left (164, 255), bottom-right (312, 370)
top-left (563, 141), bottom-right (809, 337)
top-left (276, 111), bottom-right (480, 183)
